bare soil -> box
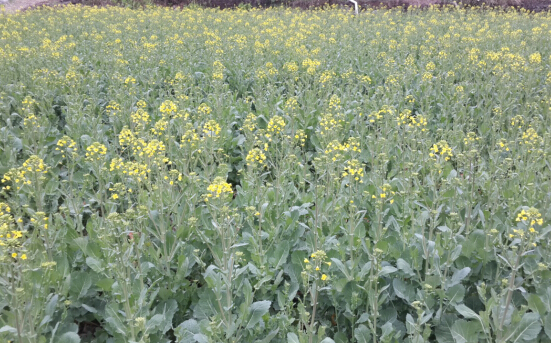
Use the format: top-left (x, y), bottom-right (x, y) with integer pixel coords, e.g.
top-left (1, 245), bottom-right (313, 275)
top-left (1, 0), bottom-right (62, 13)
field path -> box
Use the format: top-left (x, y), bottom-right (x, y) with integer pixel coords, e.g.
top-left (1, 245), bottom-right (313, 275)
top-left (1, 0), bottom-right (57, 13)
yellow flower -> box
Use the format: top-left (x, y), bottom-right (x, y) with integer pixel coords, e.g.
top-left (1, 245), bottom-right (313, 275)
top-left (321, 274), bottom-right (328, 281)
top-left (21, 254), bottom-right (27, 260)
top-left (304, 258), bottom-right (309, 263)
top-left (11, 253), bottom-right (17, 258)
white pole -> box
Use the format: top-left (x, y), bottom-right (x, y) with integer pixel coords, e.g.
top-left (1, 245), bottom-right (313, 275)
top-left (349, 0), bottom-right (358, 16)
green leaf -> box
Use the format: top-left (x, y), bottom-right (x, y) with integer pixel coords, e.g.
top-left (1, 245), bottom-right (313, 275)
top-left (450, 320), bottom-right (480, 343)
top-left (58, 332), bottom-right (81, 343)
top-left (526, 294), bottom-right (546, 317)
top-left (435, 314), bottom-right (458, 343)
top-left (397, 258), bottom-right (415, 276)
top-left (448, 267), bottom-right (471, 289)
top-left (331, 258), bottom-right (351, 280)
top-left (503, 312), bottom-right (541, 343)
top-left (85, 257), bottom-right (104, 273)
top-left (446, 285), bottom-right (465, 305)
top-left (379, 266), bottom-right (398, 276)
top-left (455, 304), bottom-right (480, 320)
top-left (69, 272), bottom-right (92, 300)
top-left (354, 324), bottom-right (370, 343)
top-left (153, 299), bottom-right (178, 334)
top-left (145, 314), bottom-right (164, 333)
top-left (287, 332), bottom-right (300, 343)
top-left (245, 300), bottom-right (271, 329)
top-left (544, 313), bottom-right (551, 340)
top-left (255, 329), bottom-right (279, 343)
top-left (393, 278), bottom-right (415, 303)
top-left (270, 241), bottom-right (290, 269)
top-left (104, 303), bottom-right (126, 335)
top-left (0, 326), bottom-right (17, 334)
top-left (320, 338), bottom-right (336, 343)
top-left (45, 294), bottom-right (59, 317)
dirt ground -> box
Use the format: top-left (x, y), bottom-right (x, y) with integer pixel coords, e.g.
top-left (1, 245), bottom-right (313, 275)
top-left (1, 0), bottom-right (60, 13)
top-left (1, 0), bottom-right (550, 15)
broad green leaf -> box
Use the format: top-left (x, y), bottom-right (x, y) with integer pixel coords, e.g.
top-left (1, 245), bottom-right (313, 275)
top-left (69, 272), bottom-right (92, 300)
top-left (145, 314), bottom-right (164, 333)
top-left (0, 326), bottom-right (17, 334)
top-left (354, 324), bottom-right (370, 343)
top-left (435, 314), bottom-right (458, 343)
top-left (287, 332), bottom-right (300, 343)
top-left (455, 304), bottom-right (480, 320)
top-left (270, 241), bottom-right (290, 269)
top-left (503, 312), bottom-right (541, 343)
top-left (104, 303), bottom-right (126, 335)
top-left (393, 278), bottom-right (415, 303)
top-left (331, 258), bottom-right (351, 280)
top-left (397, 258), bottom-right (415, 276)
top-left (450, 320), bottom-right (480, 343)
top-left (446, 285), bottom-right (465, 305)
top-left (379, 265), bottom-right (398, 276)
top-left (255, 329), bottom-right (279, 343)
top-left (58, 332), bottom-right (81, 343)
top-left (85, 256), bottom-right (104, 273)
top-left (544, 313), bottom-right (551, 340)
top-left (245, 300), bottom-right (271, 329)
top-left (45, 294), bottom-right (59, 317)
top-left (448, 268), bottom-right (471, 289)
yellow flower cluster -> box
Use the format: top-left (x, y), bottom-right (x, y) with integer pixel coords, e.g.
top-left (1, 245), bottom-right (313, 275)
top-left (496, 139), bottom-right (510, 152)
top-left (368, 105), bottom-right (395, 124)
top-left (151, 119), bottom-right (168, 136)
top-left (429, 141), bottom-right (453, 161)
top-left (267, 115), bottom-right (285, 135)
top-left (293, 129), bottom-right (307, 147)
top-left (131, 108), bottom-right (150, 128)
top-left (159, 100), bottom-right (177, 116)
top-left (303, 250), bottom-right (330, 281)
top-left (212, 60), bottom-right (225, 80)
top-left (56, 136), bottom-right (78, 159)
top-left (86, 142), bottom-right (107, 161)
top-left (283, 61), bottom-right (299, 73)
top-left (119, 126), bottom-right (136, 147)
top-left (285, 97), bottom-right (299, 112)
top-left (205, 176), bottom-right (233, 200)
top-left (319, 70), bottom-right (335, 86)
top-left (302, 58), bottom-right (321, 75)
top-left (372, 184), bottom-right (395, 204)
top-left (463, 132), bottom-right (480, 146)
top-left (520, 128), bottom-right (543, 150)
top-left (510, 115), bottom-right (524, 129)
top-left (516, 208), bottom-right (543, 232)
top-left (203, 120), bottom-right (221, 138)
top-left (243, 113), bottom-right (257, 132)
top-left (319, 112), bottom-right (344, 135)
top-left (397, 110), bottom-right (427, 131)
top-left (109, 158), bottom-right (150, 183)
top-left (246, 148), bottom-right (267, 168)
top-left (198, 103), bottom-right (212, 116)
top-left (109, 182), bottom-right (128, 200)
top-left (181, 124), bottom-right (200, 147)
top-left (1, 156), bottom-right (48, 190)
top-left (342, 159), bottom-right (364, 182)
top-left (0, 203), bottom-right (26, 260)
top-left (106, 100), bottom-right (121, 116)
top-left (140, 139), bottom-right (166, 159)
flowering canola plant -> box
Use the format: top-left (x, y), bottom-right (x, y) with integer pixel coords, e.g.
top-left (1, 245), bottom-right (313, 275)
top-left (0, 4), bottom-right (551, 343)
